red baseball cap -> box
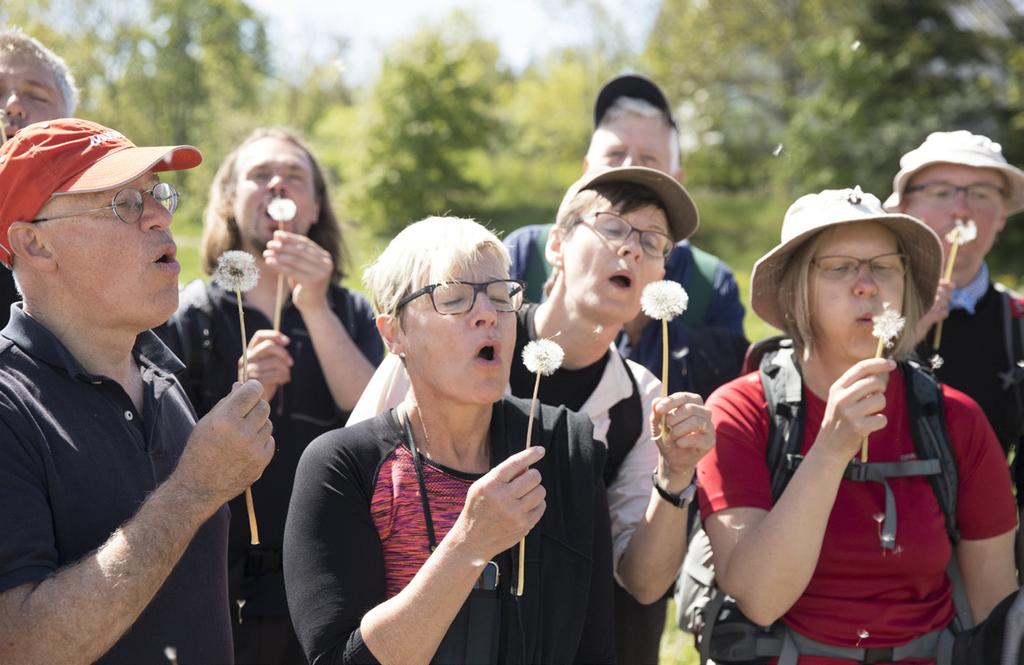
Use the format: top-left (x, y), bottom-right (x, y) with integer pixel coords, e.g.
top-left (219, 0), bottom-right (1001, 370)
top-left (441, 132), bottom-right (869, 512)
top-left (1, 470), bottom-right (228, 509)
top-left (0, 118), bottom-right (202, 266)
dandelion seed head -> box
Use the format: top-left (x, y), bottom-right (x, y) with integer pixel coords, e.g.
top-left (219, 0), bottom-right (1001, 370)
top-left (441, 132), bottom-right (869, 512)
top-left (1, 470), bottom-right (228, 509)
top-left (640, 280), bottom-right (688, 321)
top-left (267, 197), bottom-right (297, 223)
top-left (872, 303), bottom-right (905, 348)
top-left (214, 250), bottom-right (259, 293)
top-left (945, 218), bottom-right (977, 246)
top-left (522, 338), bottom-right (565, 376)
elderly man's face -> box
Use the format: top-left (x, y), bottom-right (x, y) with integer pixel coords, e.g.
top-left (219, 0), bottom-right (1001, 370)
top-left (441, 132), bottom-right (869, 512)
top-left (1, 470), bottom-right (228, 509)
top-left (32, 173), bottom-right (180, 330)
top-left (0, 53), bottom-right (65, 137)
top-left (900, 163), bottom-right (1007, 288)
top-left (232, 137), bottom-right (320, 254)
top-left (584, 113), bottom-right (678, 178)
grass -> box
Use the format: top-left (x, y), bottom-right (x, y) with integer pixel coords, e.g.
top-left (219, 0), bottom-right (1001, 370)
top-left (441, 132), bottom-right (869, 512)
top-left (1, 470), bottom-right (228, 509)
top-left (660, 601), bottom-right (700, 665)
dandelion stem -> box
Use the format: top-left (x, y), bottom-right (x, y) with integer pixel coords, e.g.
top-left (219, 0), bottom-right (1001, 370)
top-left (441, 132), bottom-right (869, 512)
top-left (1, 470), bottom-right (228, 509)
top-left (932, 242), bottom-right (959, 351)
top-left (272, 220), bottom-right (286, 332)
top-left (861, 336), bottom-right (888, 463)
top-left (236, 291), bottom-right (249, 381)
top-left (234, 288), bottom-right (260, 544)
top-left (516, 370), bottom-right (543, 597)
top-left (657, 318), bottom-right (670, 440)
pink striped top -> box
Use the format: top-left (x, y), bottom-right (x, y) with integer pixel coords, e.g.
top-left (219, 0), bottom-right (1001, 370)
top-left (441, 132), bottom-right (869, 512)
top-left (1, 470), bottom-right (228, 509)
top-left (370, 445), bottom-right (478, 597)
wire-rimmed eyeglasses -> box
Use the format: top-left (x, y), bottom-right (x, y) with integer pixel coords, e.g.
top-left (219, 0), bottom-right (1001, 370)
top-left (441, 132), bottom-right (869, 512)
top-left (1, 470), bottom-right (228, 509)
top-left (30, 182), bottom-right (180, 225)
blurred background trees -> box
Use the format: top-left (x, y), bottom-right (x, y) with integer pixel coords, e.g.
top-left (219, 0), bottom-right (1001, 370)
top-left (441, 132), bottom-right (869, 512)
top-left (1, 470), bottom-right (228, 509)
top-left (2, 0), bottom-right (1022, 300)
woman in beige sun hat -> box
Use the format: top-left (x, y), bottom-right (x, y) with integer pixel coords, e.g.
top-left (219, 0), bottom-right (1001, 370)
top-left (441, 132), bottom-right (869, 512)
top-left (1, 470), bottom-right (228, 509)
top-left (693, 186), bottom-right (1017, 662)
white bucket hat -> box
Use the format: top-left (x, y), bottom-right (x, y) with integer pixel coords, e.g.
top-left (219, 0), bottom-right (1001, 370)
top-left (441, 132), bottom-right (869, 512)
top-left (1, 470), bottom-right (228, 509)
top-left (751, 186), bottom-right (942, 331)
top-left (883, 130), bottom-right (1024, 214)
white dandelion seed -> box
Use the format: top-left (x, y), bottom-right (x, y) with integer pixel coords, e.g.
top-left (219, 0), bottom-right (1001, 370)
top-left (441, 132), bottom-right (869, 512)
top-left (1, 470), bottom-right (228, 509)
top-left (945, 218), bottom-right (977, 246)
top-left (929, 353), bottom-right (944, 370)
top-left (522, 338), bottom-right (565, 376)
top-left (872, 303), bottom-right (905, 350)
top-left (851, 39), bottom-right (862, 51)
top-left (267, 197), bottom-right (297, 223)
top-left (214, 250), bottom-right (259, 293)
top-left (164, 646), bottom-right (179, 665)
top-left (641, 280), bottom-right (689, 321)
top-left (771, 143), bottom-right (784, 157)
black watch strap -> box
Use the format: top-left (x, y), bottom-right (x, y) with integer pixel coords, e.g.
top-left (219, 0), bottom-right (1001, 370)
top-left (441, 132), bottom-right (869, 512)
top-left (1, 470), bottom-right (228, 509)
top-left (652, 471), bottom-right (697, 508)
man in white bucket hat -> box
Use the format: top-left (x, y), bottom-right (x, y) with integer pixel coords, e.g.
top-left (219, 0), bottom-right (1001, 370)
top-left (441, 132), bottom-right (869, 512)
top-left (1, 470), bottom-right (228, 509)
top-left (885, 131), bottom-right (1024, 515)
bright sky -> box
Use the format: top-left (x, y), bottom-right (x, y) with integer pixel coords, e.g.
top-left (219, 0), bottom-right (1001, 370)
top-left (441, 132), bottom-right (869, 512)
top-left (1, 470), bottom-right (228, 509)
top-left (247, 0), bottom-right (659, 85)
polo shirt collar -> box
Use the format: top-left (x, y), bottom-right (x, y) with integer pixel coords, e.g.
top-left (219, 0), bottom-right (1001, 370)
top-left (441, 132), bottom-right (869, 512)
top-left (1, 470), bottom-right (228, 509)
top-left (950, 262), bottom-right (989, 314)
top-left (1, 305), bottom-right (184, 382)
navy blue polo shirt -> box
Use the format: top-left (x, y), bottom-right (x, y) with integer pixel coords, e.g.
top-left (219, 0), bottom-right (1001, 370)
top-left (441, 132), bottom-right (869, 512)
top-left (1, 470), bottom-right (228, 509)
top-left (0, 306), bottom-right (232, 664)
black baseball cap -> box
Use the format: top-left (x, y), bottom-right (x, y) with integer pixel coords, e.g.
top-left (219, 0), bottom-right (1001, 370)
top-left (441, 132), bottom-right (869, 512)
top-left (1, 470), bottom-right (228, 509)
top-left (593, 74), bottom-right (676, 129)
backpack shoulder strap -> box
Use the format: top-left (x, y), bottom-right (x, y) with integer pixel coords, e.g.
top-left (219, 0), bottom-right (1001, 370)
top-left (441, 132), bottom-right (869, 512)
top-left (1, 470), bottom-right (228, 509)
top-left (759, 339), bottom-right (805, 503)
top-left (524, 225), bottom-right (553, 304)
top-left (603, 354), bottom-right (643, 486)
top-left (175, 279), bottom-right (217, 408)
top-left (902, 360), bottom-right (959, 544)
top-left (678, 244), bottom-right (719, 329)
top-left (994, 282), bottom-right (1024, 394)
top-left (902, 359), bottom-right (973, 631)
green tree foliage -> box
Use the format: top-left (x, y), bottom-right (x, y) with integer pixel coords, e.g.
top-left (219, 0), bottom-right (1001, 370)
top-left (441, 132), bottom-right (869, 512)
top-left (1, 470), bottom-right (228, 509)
top-left (341, 14), bottom-right (505, 238)
top-left (643, 0), bottom-right (859, 190)
top-left (478, 48), bottom-right (617, 232)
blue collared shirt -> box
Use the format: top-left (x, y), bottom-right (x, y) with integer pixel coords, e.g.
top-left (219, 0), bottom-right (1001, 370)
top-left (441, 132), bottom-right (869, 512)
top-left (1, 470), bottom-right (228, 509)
top-left (950, 263), bottom-right (989, 314)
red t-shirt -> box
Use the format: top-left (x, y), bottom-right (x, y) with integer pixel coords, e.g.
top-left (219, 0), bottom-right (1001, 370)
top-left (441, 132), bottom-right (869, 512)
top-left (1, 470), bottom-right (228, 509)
top-left (698, 370), bottom-right (1016, 664)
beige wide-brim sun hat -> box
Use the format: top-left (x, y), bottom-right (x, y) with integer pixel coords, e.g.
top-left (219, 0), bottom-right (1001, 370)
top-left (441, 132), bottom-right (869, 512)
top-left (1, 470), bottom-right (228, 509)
top-left (751, 187), bottom-right (943, 332)
top-left (883, 130), bottom-right (1024, 215)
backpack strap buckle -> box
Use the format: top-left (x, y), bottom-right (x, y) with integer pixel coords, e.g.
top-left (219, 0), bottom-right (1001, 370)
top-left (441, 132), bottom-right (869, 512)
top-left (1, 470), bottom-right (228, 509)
top-left (863, 647), bottom-right (894, 663)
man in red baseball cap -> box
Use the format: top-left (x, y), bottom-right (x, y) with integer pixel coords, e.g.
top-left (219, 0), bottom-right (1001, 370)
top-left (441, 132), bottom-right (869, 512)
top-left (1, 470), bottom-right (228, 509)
top-left (0, 119), bottom-right (275, 664)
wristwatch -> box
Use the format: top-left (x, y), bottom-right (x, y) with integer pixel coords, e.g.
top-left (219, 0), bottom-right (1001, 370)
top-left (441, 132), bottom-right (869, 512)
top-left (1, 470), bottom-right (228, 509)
top-left (652, 471), bottom-right (697, 508)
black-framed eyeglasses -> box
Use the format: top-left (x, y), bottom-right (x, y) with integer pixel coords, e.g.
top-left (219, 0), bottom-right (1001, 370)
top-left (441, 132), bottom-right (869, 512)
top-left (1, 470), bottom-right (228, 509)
top-left (812, 253), bottom-right (908, 283)
top-left (396, 279), bottom-right (525, 315)
top-left (579, 211), bottom-right (673, 259)
top-left (905, 181), bottom-right (1005, 211)
top-left (30, 182), bottom-right (180, 225)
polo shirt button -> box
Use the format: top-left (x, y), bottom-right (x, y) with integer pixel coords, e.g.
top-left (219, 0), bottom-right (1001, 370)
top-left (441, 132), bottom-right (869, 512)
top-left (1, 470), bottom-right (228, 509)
top-left (125, 410), bottom-right (134, 421)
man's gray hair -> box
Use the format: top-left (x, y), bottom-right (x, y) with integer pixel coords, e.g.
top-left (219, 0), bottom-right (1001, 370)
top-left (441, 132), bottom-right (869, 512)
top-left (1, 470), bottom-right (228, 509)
top-left (599, 96), bottom-right (680, 174)
top-left (0, 28), bottom-right (79, 116)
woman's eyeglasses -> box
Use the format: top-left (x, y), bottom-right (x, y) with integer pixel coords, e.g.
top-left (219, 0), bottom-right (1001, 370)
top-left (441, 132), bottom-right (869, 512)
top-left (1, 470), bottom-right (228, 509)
top-left (812, 253), bottom-right (907, 283)
top-left (396, 279), bottom-right (525, 315)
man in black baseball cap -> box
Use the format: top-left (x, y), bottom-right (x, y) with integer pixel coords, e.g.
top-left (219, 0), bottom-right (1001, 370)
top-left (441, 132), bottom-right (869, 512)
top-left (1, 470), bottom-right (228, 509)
top-left (505, 73), bottom-right (749, 665)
